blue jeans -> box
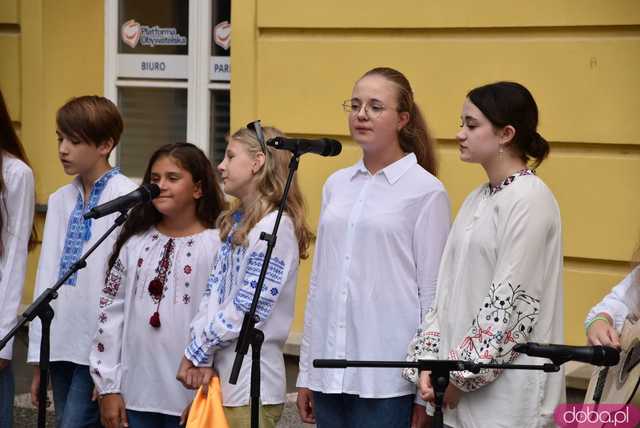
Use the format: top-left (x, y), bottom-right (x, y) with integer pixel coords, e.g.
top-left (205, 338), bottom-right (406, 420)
top-left (126, 410), bottom-right (180, 428)
top-left (49, 361), bottom-right (102, 428)
top-left (0, 364), bottom-right (14, 428)
top-left (312, 391), bottom-right (414, 428)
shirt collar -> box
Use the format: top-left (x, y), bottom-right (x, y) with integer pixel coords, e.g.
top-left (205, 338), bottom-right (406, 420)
top-left (350, 152), bottom-right (417, 185)
top-left (72, 167), bottom-right (120, 196)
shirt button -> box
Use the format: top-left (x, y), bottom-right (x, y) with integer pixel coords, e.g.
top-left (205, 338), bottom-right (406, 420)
top-left (345, 255), bottom-right (350, 261)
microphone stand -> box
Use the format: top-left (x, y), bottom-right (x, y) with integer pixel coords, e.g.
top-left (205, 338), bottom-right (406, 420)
top-left (313, 358), bottom-right (560, 428)
top-left (0, 211), bottom-right (129, 428)
top-left (228, 148), bottom-right (302, 428)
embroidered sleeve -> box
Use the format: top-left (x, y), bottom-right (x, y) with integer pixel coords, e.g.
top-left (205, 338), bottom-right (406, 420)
top-left (185, 217), bottom-right (298, 366)
top-left (448, 282), bottom-right (540, 391)
top-left (89, 248), bottom-right (128, 394)
top-left (448, 194), bottom-right (558, 392)
top-left (402, 308), bottom-right (441, 384)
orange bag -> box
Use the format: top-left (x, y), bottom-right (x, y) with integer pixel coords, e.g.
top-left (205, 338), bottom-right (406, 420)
top-left (186, 377), bottom-right (229, 428)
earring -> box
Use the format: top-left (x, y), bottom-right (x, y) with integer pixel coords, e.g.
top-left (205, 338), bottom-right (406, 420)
top-left (498, 146), bottom-right (504, 160)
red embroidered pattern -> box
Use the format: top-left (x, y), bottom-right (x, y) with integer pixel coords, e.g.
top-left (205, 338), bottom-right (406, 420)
top-left (147, 238), bottom-right (175, 328)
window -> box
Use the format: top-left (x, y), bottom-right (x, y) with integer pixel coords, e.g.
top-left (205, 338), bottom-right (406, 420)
top-left (105, 0), bottom-right (230, 178)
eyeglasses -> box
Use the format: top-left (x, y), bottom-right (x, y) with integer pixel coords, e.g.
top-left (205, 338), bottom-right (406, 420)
top-left (342, 100), bottom-right (389, 119)
top-left (247, 120), bottom-right (267, 153)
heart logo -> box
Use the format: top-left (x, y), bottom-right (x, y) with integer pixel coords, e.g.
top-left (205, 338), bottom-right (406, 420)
top-left (121, 19), bottom-right (141, 49)
top-left (214, 21), bottom-right (231, 51)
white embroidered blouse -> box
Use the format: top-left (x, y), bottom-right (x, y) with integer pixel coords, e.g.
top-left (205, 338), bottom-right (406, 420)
top-left (0, 155), bottom-right (34, 360)
top-left (28, 173), bottom-right (137, 364)
top-left (185, 211), bottom-right (300, 406)
top-left (89, 228), bottom-right (220, 416)
top-left (404, 171), bottom-right (565, 428)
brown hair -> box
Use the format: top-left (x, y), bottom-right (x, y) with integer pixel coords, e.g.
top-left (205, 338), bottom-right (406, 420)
top-left (360, 67), bottom-right (438, 176)
top-left (56, 96), bottom-right (123, 152)
top-left (108, 143), bottom-right (226, 271)
top-left (217, 127), bottom-right (313, 259)
top-left (0, 88), bottom-right (36, 254)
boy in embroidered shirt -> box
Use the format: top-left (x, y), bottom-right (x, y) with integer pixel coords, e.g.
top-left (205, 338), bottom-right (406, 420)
top-left (27, 96), bottom-right (137, 428)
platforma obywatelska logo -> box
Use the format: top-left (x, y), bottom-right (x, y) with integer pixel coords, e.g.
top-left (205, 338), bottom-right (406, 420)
top-left (554, 403), bottom-right (640, 427)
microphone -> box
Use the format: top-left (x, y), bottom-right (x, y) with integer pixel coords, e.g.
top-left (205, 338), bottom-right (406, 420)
top-left (266, 137), bottom-right (342, 157)
top-left (513, 342), bottom-right (620, 366)
top-left (83, 183), bottom-right (160, 220)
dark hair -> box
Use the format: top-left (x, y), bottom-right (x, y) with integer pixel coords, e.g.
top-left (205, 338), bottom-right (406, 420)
top-left (56, 96), bottom-right (123, 151)
top-left (467, 81), bottom-right (549, 168)
top-left (108, 143), bottom-right (226, 271)
top-left (361, 67), bottom-right (438, 176)
top-left (0, 88), bottom-right (36, 254)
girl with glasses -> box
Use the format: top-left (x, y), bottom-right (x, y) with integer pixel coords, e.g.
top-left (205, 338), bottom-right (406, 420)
top-left (297, 67), bottom-right (451, 428)
top-left (89, 143), bottom-right (225, 428)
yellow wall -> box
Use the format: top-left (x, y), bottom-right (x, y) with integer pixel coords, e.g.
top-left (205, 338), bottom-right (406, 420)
top-left (3, 1), bottom-right (638, 349)
top-left (0, 0), bottom-right (104, 302)
top-left (232, 1), bottom-right (640, 346)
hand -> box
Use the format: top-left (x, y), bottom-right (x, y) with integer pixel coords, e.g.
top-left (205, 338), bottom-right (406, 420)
top-left (99, 393), bottom-right (128, 428)
top-left (418, 370), bottom-right (434, 402)
top-left (176, 356), bottom-right (216, 392)
top-left (411, 403), bottom-right (432, 428)
top-left (442, 384), bottom-right (462, 409)
top-left (30, 366), bottom-right (50, 408)
top-left (419, 371), bottom-right (462, 409)
top-left (587, 314), bottom-right (620, 348)
top-left (296, 387), bottom-right (316, 424)
top-left (179, 401), bottom-right (192, 426)
top-left (0, 359), bottom-right (9, 371)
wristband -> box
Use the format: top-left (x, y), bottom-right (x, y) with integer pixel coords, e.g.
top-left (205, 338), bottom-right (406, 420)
top-left (585, 315), bottom-right (610, 333)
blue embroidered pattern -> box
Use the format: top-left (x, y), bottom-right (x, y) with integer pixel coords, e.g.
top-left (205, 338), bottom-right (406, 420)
top-left (58, 168), bottom-right (120, 286)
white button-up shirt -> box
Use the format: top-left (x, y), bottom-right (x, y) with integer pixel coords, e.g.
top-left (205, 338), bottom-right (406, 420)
top-left (0, 155), bottom-right (35, 360)
top-left (297, 153), bottom-right (450, 398)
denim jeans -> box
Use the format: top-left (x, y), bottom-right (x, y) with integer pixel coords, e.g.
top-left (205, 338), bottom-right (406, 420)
top-left (125, 409), bottom-right (180, 428)
top-left (49, 361), bottom-right (102, 428)
top-left (0, 364), bottom-right (14, 428)
top-left (312, 391), bottom-right (414, 428)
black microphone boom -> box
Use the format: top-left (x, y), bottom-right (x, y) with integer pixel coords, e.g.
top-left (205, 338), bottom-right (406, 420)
top-left (513, 342), bottom-right (620, 366)
top-left (266, 137), bottom-right (342, 157)
top-left (83, 183), bottom-right (160, 220)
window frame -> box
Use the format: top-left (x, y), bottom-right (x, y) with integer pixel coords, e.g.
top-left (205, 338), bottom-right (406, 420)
top-left (104, 0), bottom-right (230, 177)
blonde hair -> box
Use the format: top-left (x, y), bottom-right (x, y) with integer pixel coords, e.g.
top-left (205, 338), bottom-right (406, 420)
top-left (217, 126), bottom-right (313, 259)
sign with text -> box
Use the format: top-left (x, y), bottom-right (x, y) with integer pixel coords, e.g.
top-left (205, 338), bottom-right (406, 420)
top-left (118, 54), bottom-right (187, 79)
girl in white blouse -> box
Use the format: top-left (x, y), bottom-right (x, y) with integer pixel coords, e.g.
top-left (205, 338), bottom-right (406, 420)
top-left (177, 127), bottom-right (312, 428)
top-left (586, 246), bottom-right (639, 348)
top-left (90, 143), bottom-right (225, 428)
top-left (404, 82), bottom-right (565, 428)
top-left (296, 67), bottom-right (451, 428)
top-left (0, 89), bottom-right (35, 428)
